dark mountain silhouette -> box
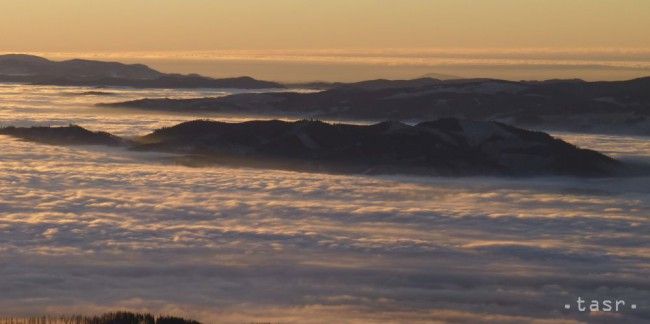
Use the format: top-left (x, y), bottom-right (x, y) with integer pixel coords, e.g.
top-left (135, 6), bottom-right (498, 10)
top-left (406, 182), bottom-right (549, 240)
top-left (420, 72), bottom-right (461, 80)
top-left (0, 124), bottom-right (127, 146)
top-left (331, 77), bottom-right (443, 91)
top-left (0, 119), bottom-right (622, 176)
top-left (289, 75), bottom-right (459, 90)
top-left (102, 77), bottom-right (650, 135)
top-left (0, 54), bottom-right (161, 79)
top-left (64, 90), bottom-right (117, 96)
top-left (0, 54), bottom-right (283, 89)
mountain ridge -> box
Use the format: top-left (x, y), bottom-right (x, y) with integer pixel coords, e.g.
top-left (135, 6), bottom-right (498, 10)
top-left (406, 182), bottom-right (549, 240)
top-left (0, 118), bottom-right (622, 177)
top-left (0, 54), bottom-right (283, 89)
top-left (100, 76), bottom-right (650, 135)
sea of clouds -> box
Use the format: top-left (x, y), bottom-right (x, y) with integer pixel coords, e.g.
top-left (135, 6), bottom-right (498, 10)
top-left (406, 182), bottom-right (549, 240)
top-left (0, 85), bottom-right (649, 323)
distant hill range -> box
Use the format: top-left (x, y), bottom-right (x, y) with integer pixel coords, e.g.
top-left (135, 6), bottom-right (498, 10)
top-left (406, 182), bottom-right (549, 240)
top-left (0, 54), bottom-right (283, 89)
top-left (0, 118), bottom-right (623, 177)
top-left (102, 77), bottom-right (650, 135)
top-left (420, 72), bottom-right (461, 80)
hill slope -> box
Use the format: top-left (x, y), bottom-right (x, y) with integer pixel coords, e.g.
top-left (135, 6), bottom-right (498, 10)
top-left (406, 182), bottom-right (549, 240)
top-left (0, 54), bottom-right (283, 89)
top-left (1, 119), bottom-right (621, 177)
top-left (102, 77), bottom-right (650, 134)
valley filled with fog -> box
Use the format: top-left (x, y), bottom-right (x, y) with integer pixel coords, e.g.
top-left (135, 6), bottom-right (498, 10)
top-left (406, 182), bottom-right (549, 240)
top-left (1, 84), bottom-right (649, 323)
top-left (0, 84), bottom-right (312, 136)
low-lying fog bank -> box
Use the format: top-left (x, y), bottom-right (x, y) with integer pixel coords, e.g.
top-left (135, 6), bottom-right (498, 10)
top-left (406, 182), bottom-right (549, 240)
top-left (0, 133), bottom-right (648, 322)
top-left (1, 83), bottom-right (649, 322)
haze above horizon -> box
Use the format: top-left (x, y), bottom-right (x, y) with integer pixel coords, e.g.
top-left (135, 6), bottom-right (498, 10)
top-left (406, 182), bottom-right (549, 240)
top-left (1, 0), bottom-right (650, 82)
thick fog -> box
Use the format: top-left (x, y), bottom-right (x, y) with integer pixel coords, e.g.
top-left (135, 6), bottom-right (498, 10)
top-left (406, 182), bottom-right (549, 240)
top-left (0, 85), bottom-right (649, 323)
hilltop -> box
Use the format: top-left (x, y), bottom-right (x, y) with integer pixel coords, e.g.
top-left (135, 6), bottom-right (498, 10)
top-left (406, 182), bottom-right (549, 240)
top-left (0, 54), bottom-right (283, 89)
top-left (101, 77), bottom-right (650, 135)
top-left (0, 119), bottom-right (622, 177)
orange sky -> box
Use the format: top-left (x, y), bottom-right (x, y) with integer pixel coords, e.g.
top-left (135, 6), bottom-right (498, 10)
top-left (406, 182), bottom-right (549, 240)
top-left (1, 0), bottom-right (649, 81)
top-left (1, 0), bottom-right (648, 51)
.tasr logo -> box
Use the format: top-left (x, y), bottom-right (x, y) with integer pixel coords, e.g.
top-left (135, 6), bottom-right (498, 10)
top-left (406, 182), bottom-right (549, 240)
top-left (565, 297), bottom-right (638, 312)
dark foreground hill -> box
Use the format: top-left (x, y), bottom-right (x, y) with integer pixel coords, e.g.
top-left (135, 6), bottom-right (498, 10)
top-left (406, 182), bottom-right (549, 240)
top-left (101, 77), bottom-right (650, 135)
top-left (0, 119), bottom-right (622, 177)
top-left (0, 54), bottom-right (282, 89)
top-left (0, 312), bottom-right (200, 324)
top-left (0, 124), bottom-right (126, 146)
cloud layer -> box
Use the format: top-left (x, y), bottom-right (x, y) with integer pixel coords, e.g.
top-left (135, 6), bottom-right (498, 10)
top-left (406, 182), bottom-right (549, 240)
top-left (1, 133), bottom-right (649, 323)
top-left (1, 85), bottom-right (649, 323)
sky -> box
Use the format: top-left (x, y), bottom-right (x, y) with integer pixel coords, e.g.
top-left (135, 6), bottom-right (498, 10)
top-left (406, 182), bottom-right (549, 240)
top-left (1, 0), bottom-right (650, 81)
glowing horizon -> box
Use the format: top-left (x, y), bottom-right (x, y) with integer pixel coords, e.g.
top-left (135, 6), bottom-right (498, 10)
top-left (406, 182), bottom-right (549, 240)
top-left (1, 1), bottom-right (649, 52)
top-left (2, 0), bottom-right (650, 81)
top-left (5, 48), bottom-right (650, 82)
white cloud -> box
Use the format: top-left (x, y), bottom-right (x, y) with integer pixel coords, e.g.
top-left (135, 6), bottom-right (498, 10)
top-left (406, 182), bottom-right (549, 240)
top-left (1, 85), bottom-right (649, 322)
top-left (1, 133), bottom-right (649, 323)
